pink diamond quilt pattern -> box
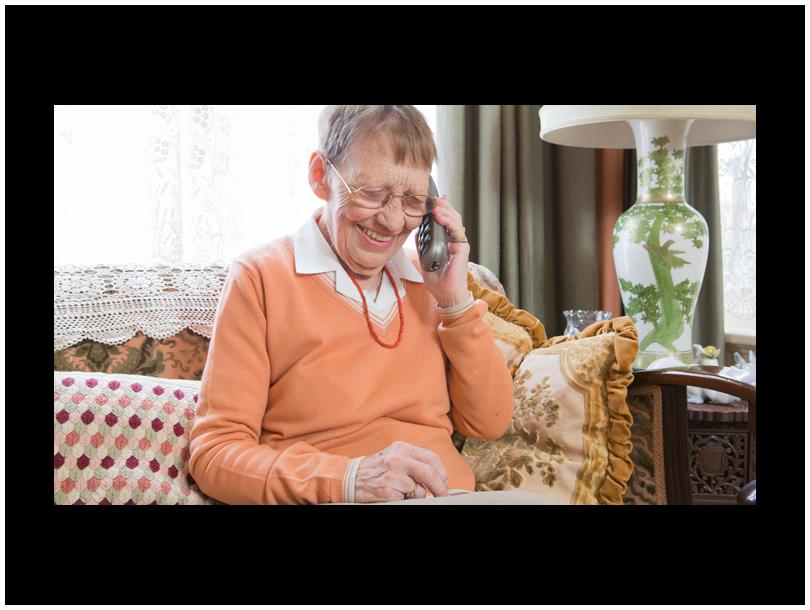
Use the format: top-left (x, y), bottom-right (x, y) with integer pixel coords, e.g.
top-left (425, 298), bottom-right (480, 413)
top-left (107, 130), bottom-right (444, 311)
top-left (54, 372), bottom-right (217, 505)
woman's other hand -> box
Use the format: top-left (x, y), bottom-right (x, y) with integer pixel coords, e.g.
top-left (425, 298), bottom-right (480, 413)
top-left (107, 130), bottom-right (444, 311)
top-left (354, 441), bottom-right (449, 502)
top-left (417, 195), bottom-right (471, 308)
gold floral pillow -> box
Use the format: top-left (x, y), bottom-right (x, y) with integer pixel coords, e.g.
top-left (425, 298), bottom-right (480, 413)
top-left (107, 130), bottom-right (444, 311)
top-left (462, 317), bottom-right (638, 504)
top-left (450, 273), bottom-right (547, 453)
top-left (467, 272), bottom-right (547, 350)
top-left (467, 271), bottom-right (547, 377)
top-left (483, 312), bottom-right (533, 376)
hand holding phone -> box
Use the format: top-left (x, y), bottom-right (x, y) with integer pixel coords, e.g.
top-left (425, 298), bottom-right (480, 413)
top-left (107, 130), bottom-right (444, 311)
top-left (417, 176), bottom-right (450, 273)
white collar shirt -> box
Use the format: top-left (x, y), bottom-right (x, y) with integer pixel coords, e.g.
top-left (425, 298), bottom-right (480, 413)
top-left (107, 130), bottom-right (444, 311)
top-left (293, 206), bottom-right (424, 317)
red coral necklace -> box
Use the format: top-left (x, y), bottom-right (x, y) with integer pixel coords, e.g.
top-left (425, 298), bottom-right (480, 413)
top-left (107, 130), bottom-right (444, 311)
top-left (318, 216), bottom-right (404, 348)
top-left (345, 265), bottom-right (404, 349)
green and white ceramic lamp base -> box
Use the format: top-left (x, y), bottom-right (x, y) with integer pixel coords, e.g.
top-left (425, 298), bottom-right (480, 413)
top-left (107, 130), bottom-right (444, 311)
top-left (539, 105), bottom-right (755, 370)
top-left (613, 119), bottom-right (709, 369)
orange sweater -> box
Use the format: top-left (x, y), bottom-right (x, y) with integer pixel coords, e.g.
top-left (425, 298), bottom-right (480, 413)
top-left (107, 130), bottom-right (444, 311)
top-left (189, 210), bottom-right (514, 504)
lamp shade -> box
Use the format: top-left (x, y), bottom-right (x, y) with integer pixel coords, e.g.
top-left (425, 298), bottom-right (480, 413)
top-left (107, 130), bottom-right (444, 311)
top-left (539, 105), bottom-right (756, 148)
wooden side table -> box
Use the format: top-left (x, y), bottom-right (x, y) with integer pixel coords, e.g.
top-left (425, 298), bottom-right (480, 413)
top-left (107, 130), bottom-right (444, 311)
top-left (688, 400), bottom-right (756, 504)
top-left (629, 365), bottom-right (756, 505)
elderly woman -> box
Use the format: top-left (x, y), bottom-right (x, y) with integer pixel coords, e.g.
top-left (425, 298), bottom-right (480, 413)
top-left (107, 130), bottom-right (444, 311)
top-left (189, 105), bottom-right (544, 505)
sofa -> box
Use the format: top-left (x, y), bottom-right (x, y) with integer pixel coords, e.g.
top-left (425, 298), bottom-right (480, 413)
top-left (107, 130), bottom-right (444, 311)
top-left (53, 261), bottom-right (756, 505)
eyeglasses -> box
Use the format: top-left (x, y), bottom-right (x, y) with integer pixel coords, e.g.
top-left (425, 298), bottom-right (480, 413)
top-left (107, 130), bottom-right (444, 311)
top-left (324, 157), bottom-right (433, 218)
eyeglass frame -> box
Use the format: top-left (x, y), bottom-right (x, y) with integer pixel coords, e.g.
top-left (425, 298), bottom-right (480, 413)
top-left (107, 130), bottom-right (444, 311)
top-left (323, 156), bottom-right (433, 219)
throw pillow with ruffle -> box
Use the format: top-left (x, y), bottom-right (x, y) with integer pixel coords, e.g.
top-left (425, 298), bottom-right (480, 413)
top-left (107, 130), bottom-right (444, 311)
top-left (462, 317), bottom-right (638, 504)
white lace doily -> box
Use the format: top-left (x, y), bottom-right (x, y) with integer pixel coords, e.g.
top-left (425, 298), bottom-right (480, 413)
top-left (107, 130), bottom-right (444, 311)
top-left (54, 264), bottom-right (229, 351)
top-left (54, 261), bottom-right (502, 352)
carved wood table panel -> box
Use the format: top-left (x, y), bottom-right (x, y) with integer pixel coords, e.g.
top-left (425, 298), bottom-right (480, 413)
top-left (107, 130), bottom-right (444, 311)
top-left (688, 400), bottom-right (755, 504)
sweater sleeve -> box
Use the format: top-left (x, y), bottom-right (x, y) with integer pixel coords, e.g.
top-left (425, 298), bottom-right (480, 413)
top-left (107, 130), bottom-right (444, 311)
top-left (436, 299), bottom-right (514, 440)
top-left (188, 260), bottom-right (351, 505)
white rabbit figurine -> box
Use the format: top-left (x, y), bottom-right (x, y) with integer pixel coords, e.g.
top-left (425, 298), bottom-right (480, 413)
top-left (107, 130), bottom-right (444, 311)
top-left (726, 350), bottom-right (756, 386)
top-left (646, 345), bottom-right (751, 405)
top-left (690, 345), bottom-right (756, 404)
top-left (645, 353), bottom-right (707, 403)
top-left (733, 350), bottom-right (756, 382)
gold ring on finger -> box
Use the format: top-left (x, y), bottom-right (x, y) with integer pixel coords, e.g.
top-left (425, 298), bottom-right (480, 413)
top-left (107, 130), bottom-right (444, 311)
top-left (403, 482), bottom-right (418, 500)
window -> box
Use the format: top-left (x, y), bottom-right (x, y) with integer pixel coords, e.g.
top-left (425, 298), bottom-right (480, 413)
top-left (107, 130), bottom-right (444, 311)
top-left (718, 139), bottom-right (756, 343)
top-left (53, 105), bottom-right (438, 266)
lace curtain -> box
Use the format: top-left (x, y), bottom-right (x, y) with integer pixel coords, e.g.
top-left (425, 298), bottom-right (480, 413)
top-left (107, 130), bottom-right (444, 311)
top-left (54, 105), bottom-right (438, 266)
top-left (718, 139), bottom-right (756, 340)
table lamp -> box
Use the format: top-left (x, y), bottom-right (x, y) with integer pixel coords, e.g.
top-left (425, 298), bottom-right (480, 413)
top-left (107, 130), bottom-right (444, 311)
top-left (538, 105), bottom-right (756, 368)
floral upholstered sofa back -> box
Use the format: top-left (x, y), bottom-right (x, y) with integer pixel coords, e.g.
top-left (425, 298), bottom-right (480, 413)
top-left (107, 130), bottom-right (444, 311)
top-left (54, 265), bottom-right (230, 380)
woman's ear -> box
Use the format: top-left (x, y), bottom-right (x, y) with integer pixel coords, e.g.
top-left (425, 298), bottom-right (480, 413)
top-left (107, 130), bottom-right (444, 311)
top-left (308, 152), bottom-right (330, 201)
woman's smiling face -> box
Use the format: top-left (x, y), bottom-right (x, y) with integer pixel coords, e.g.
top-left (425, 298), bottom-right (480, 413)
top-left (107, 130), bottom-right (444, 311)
top-left (318, 135), bottom-right (430, 280)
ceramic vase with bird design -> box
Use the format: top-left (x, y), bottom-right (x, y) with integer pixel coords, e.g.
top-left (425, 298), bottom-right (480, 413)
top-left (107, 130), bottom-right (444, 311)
top-left (613, 119), bottom-right (709, 369)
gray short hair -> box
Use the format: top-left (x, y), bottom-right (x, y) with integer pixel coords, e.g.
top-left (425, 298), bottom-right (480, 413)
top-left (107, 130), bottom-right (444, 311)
top-left (317, 105), bottom-right (437, 172)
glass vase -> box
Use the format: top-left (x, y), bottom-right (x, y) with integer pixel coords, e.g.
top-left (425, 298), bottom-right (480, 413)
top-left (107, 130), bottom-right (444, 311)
top-left (563, 309), bottom-right (613, 337)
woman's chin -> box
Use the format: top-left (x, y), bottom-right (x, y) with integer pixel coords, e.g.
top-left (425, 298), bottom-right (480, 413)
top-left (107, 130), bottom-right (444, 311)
top-left (347, 257), bottom-right (384, 277)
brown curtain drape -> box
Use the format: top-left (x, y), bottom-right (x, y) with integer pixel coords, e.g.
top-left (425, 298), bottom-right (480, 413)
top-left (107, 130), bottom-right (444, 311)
top-left (437, 106), bottom-right (725, 348)
top-left (685, 145), bottom-right (725, 358)
top-left (595, 149), bottom-right (625, 318)
top-left (437, 105), bottom-right (598, 336)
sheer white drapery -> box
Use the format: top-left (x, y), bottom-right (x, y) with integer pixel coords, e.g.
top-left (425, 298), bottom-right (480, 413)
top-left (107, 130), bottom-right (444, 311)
top-left (54, 105), bottom-right (438, 266)
top-left (718, 139), bottom-right (756, 341)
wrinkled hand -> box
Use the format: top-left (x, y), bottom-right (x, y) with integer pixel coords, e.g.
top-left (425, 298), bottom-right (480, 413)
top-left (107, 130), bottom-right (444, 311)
top-left (354, 441), bottom-right (449, 503)
top-left (416, 195), bottom-right (470, 308)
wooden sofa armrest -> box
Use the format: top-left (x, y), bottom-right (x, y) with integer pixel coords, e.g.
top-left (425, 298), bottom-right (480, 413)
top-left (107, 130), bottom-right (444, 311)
top-left (630, 366), bottom-right (756, 505)
top-left (632, 366), bottom-right (756, 435)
